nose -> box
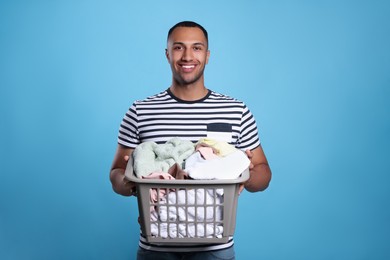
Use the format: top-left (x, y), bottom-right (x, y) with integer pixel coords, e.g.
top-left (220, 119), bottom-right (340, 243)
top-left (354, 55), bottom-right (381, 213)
top-left (181, 48), bottom-right (193, 61)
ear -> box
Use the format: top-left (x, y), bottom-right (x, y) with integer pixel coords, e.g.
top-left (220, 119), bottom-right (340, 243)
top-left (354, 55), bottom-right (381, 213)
top-left (206, 50), bottom-right (210, 64)
top-left (165, 49), bottom-right (170, 62)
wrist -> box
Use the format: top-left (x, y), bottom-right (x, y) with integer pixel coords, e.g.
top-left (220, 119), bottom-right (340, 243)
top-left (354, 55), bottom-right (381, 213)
top-left (111, 168), bottom-right (132, 196)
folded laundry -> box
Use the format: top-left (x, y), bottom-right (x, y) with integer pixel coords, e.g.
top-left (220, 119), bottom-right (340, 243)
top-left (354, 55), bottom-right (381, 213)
top-left (196, 146), bottom-right (219, 160)
top-left (132, 138), bottom-right (247, 239)
top-left (150, 188), bottom-right (224, 239)
top-left (142, 172), bottom-right (175, 212)
top-left (165, 163), bottom-right (189, 180)
top-left (180, 223), bottom-right (224, 238)
top-left (158, 188), bottom-right (223, 222)
top-left (184, 150), bottom-right (250, 180)
top-left (143, 163), bottom-right (189, 212)
top-left (150, 222), bottom-right (224, 239)
top-left (133, 138), bottom-right (194, 178)
top-left (196, 138), bottom-right (237, 157)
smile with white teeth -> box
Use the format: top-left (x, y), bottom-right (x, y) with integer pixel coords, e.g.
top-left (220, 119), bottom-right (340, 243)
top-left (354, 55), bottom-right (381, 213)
top-left (182, 65), bottom-right (195, 69)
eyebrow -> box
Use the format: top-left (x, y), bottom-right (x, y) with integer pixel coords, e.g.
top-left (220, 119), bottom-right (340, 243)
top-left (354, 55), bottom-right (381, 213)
top-left (173, 42), bottom-right (206, 46)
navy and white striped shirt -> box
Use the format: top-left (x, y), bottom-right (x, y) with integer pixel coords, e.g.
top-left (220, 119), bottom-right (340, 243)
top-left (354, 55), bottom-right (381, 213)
top-left (117, 88), bottom-right (260, 252)
top-left (118, 88), bottom-right (260, 151)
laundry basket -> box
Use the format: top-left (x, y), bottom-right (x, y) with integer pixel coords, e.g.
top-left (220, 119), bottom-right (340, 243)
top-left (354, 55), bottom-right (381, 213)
top-left (124, 154), bottom-right (250, 245)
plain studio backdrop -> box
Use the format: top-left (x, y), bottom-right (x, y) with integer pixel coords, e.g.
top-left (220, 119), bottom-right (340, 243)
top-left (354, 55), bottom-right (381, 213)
top-left (1, 0), bottom-right (389, 259)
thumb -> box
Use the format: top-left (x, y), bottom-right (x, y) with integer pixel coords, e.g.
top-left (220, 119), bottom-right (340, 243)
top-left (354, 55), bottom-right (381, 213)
top-left (238, 183), bottom-right (245, 195)
top-left (245, 149), bottom-right (253, 159)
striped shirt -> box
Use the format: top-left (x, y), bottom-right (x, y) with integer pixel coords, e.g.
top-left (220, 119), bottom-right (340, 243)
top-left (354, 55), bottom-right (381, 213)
top-left (118, 88), bottom-right (260, 151)
top-left (117, 88), bottom-right (260, 252)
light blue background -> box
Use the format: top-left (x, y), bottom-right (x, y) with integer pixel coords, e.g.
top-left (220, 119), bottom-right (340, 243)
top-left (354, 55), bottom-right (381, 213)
top-left (1, 0), bottom-right (389, 259)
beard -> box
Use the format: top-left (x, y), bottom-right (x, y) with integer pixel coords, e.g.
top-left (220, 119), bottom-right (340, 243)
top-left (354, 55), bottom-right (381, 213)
top-left (171, 64), bottom-right (206, 86)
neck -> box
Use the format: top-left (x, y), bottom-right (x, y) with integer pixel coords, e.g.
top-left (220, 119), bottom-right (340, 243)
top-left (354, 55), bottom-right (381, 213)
top-left (169, 82), bottom-right (208, 101)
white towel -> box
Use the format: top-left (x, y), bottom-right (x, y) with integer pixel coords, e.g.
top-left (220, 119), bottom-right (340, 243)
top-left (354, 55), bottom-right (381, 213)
top-left (185, 150), bottom-right (250, 180)
top-left (150, 222), bottom-right (179, 238)
top-left (150, 188), bottom-right (224, 238)
top-left (158, 188), bottom-right (223, 222)
top-left (150, 222), bottom-right (224, 238)
top-left (180, 223), bottom-right (224, 238)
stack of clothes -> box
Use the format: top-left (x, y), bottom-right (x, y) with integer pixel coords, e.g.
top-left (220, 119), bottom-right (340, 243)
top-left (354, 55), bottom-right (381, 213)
top-left (133, 137), bottom-right (250, 238)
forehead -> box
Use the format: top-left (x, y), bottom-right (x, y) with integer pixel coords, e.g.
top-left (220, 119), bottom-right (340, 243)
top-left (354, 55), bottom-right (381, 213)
top-left (168, 27), bottom-right (207, 46)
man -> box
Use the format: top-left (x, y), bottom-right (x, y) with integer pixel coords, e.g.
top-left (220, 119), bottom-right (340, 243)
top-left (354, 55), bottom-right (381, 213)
top-left (110, 21), bottom-right (271, 260)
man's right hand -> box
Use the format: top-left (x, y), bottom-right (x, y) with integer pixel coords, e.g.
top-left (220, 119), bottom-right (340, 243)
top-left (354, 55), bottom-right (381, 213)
top-left (109, 145), bottom-right (135, 196)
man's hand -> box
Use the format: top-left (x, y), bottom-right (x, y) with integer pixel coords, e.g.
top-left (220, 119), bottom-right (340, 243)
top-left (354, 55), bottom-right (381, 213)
top-left (110, 145), bottom-right (136, 196)
top-left (240, 146), bottom-right (272, 193)
top-left (239, 149), bottom-right (254, 194)
top-left (123, 155), bottom-right (137, 195)
top-left (245, 149), bottom-right (254, 168)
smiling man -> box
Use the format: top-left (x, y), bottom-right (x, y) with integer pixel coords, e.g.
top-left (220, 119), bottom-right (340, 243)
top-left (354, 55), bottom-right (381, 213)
top-left (110, 21), bottom-right (272, 260)
top-left (166, 24), bottom-right (210, 97)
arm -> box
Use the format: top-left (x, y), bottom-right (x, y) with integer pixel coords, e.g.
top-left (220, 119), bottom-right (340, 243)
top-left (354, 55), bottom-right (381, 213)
top-left (109, 144), bottom-right (135, 196)
top-left (244, 145), bottom-right (272, 192)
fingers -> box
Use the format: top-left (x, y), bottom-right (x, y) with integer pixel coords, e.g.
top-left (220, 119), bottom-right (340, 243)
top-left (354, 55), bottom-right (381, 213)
top-left (245, 149), bottom-right (254, 169)
top-left (245, 149), bottom-right (253, 159)
top-left (123, 178), bottom-right (137, 196)
top-left (238, 183), bottom-right (245, 195)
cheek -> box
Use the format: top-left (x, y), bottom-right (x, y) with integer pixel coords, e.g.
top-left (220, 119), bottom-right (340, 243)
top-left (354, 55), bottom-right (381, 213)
top-left (200, 53), bottom-right (210, 64)
top-left (170, 53), bottom-right (182, 63)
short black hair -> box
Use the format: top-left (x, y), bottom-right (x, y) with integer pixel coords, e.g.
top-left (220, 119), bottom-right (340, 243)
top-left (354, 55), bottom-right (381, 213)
top-left (167, 21), bottom-right (208, 46)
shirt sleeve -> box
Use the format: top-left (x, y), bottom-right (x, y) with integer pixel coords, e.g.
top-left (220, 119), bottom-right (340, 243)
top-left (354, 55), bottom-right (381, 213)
top-left (238, 103), bottom-right (261, 151)
top-left (117, 102), bottom-right (140, 148)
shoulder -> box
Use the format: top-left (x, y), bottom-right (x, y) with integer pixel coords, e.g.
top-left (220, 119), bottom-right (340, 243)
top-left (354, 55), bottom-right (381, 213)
top-left (126, 90), bottom-right (172, 115)
top-left (130, 90), bottom-right (178, 111)
top-left (208, 90), bottom-right (247, 107)
top-left (134, 90), bottom-right (171, 105)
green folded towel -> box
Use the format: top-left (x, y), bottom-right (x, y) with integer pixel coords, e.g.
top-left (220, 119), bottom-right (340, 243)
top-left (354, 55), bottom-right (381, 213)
top-left (133, 137), bottom-right (195, 178)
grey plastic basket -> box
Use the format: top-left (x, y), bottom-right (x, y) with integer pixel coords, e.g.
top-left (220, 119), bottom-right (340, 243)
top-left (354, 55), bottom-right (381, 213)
top-left (124, 154), bottom-right (249, 245)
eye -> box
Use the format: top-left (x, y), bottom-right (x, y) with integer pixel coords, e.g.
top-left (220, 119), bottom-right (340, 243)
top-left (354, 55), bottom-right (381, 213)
top-left (193, 46), bottom-right (202, 51)
top-left (173, 45), bottom-right (183, 51)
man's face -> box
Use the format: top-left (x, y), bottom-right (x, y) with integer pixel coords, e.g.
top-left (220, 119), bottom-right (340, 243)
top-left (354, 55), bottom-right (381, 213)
top-left (166, 27), bottom-right (210, 86)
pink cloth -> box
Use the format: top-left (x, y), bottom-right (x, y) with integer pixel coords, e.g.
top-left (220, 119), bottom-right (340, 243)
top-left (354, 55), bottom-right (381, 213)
top-left (197, 146), bottom-right (219, 160)
top-left (142, 163), bottom-right (189, 212)
top-left (143, 172), bottom-right (175, 181)
top-left (143, 172), bottom-right (175, 211)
